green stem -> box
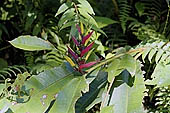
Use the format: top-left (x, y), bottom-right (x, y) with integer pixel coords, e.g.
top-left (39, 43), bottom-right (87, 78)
top-left (0, 45), bottom-right (11, 51)
top-left (101, 77), bottom-right (115, 109)
top-left (163, 4), bottom-right (170, 35)
top-left (86, 48), bottom-right (145, 73)
top-left (112, 0), bottom-right (119, 16)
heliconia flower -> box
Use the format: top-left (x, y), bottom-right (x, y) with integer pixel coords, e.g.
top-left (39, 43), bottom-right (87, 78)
top-left (72, 36), bottom-right (79, 46)
top-left (80, 42), bottom-right (94, 57)
top-left (81, 31), bottom-right (93, 45)
top-left (78, 60), bottom-right (85, 65)
top-left (67, 46), bottom-right (78, 59)
top-left (76, 24), bottom-right (82, 35)
top-left (79, 60), bottom-right (99, 70)
top-left (64, 56), bottom-right (76, 67)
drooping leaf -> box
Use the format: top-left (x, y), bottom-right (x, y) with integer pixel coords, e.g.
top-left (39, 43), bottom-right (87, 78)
top-left (7, 63), bottom-right (76, 113)
top-left (50, 76), bottom-right (87, 113)
top-left (75, 71), bottom-right (107, 113)
top-left (106, 59), bottom-right (121, 82)
top-left (109, 61), bottom-right (146, 113)
top-left (9, 35), bottom-right (55, 51)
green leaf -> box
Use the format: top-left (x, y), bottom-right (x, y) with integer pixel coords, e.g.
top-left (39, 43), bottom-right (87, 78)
top-left (155, 49), bottom-right (164, 63)
top-left (9, 35), bottom-right (55, 51)
top-left (142, 47), bottom-right (151, 63)
top-left (78, 0), bottom-right (95, 15)
top-left (55, 2), bottom-right (72, 16)
top-left (75, 71), bottom-right (107, 113)
top-left (8, 63), bottom-right (76, 113)
top-left (106, 59), bottom-right (121, 82)
top-left (94, 16), bottom-right (119, 28)
top-left (100, 105), bottom-right (114, 113)
top-left (119, 54), bottom-right (136, 76)
top-left (109, 61), bottom-right (145, 113)
top-left (146, 63), bottom-right (170, 87)
top-left (50, 76), bottom-right (87, 113)
top-left (148, 48), bottom-right (157, 63)
top-left (78, 8), bottom-right (97, 26)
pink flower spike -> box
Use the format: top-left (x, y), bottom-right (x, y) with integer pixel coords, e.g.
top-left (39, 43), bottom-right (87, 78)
top-left (72, 36), bottom-right (79, 46)
top-left (79, 60), bottom-right (99, 70)
top-left (81, 31), bottom-right (94, 45)
top-left (80, 42), bottom-right (94, 57)
top-left (67, 46), bottom-right (78, 59)
top-left (76, 24), bottom-right (81, 35)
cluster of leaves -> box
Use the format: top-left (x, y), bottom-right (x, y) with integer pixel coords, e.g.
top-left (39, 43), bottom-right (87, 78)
top-left (0, 0), bottom-right (170, 113)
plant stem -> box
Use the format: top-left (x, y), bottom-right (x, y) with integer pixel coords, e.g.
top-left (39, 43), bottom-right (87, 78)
top-left (101, 77), bottom-right (115, 109)
top-left (0, 45), bottom-right (11, 51)
top-left (163, 4), bottom-right (170, 35)
top-left (86, 48), bottom-right (145, 73)
top-left (112, 0), bottom-right (119, 16)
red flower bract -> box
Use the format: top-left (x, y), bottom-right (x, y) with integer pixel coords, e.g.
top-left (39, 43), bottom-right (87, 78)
top-left (67, 46), bottom-right (78, 60)
top-left (81, 31), bottom-right (93, 45)
top-left (80, 42), bottom-right (94, 57)
top-left (72, 36), bottom-right (79, 46)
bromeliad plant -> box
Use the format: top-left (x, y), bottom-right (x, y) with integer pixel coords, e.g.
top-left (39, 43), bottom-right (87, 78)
top-left (65, 25), bottom-right (99, 74)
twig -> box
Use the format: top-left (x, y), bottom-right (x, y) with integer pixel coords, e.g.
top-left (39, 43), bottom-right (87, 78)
top-left (100, 77), bottom-right (115, 109)
top-left (0, 45), bottom-right (11, 51)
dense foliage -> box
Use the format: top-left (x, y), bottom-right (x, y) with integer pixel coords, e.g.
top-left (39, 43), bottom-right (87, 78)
top-left (0, 0), bottom-right (170, 113)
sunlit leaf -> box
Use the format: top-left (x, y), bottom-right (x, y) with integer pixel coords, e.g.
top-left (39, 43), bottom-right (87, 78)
top-left (50, 76), bottom-right (87, 113)
top-left (9, 35), bottom-right (55, 51)
top-left (109, 61), bottom-right (146, 113)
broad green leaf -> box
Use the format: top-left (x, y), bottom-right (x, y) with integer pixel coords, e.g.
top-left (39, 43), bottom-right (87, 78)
top-left (75, 71), bottom-right (107, 113)
top-left (50, 76), bottom-right (87, 113)
top-left (94, 16), bottom-right (119, 28)
top-left (119, 54), bottom-right (136, 76)
top-left (8, 63), bottom-right (76, 113)
top-left (106, 59), bottom-right (121, 82)
top-left (9, 35), bottom-right (55, 51)
top-left (109, 61), bottom-right (146, 113)
top-left (78, 0), bottom-right (95, 15)
top-left (146, 63), bottom-right (170, 87)
top-left (55, 3), bottom-right (72, 16)
top-left (100, 105), bottom-right (114, 113)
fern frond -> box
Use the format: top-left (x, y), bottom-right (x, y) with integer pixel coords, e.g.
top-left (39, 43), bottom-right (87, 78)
top-left (118, 0), bottom-right (132, 33)
top-left (30, 44), bottom-right (67, 74)
top-left (134, 40), bottom-right (170, 64)
top-left (0, 65), bottom-right (27, 80)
